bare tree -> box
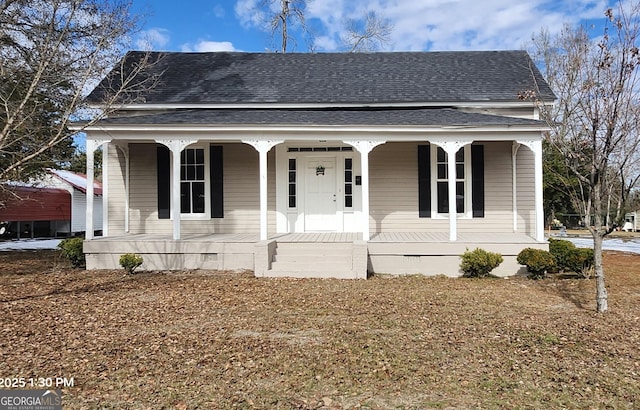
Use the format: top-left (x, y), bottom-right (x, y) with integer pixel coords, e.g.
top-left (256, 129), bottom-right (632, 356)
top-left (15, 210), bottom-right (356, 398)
top-left (342, 11), bottom-right (393, 52)
top-left (259, 0), bottom-right (309, 52)
top-left (528, 3), bottom-right (640, 312)
top-left (0, 0), bottom-right (158, 191)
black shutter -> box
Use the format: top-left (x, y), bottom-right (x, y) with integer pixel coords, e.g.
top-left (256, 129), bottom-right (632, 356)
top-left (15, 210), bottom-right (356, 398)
top-left (418, 145), bottom-right (431, 218)
top-left (471, 144), bottom-right (485, 218)
top-left (157, 145), bottom-right (171, 219)
top-left (210, 145), bottom-right (224, 218)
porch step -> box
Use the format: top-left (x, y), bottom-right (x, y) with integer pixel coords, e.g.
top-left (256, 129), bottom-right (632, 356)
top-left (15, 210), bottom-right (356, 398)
top-left (265, 241), bottom-right (366, 279)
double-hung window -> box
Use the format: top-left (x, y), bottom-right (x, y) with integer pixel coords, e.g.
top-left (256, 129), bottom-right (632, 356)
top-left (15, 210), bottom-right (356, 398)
top-left (435, 146), bottom-right (467, 215)
top-left (180, 147), bottom-right (206, 215)
top-left (418, 144), bottom-right (484, 218)
top-left (157, 144), bottom-right (224, 219)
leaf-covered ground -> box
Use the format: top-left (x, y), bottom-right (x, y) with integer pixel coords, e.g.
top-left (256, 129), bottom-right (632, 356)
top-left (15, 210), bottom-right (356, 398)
top-left (0, 250), bottom-right (639, 409)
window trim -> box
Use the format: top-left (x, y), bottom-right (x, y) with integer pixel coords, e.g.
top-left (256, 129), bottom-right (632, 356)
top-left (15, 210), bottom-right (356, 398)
top-left (180, 145), bottom-right (210, 220)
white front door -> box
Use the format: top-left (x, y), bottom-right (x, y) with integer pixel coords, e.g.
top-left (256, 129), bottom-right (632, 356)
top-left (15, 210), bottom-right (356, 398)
top-left (305, 157), bottom-right (337, 231)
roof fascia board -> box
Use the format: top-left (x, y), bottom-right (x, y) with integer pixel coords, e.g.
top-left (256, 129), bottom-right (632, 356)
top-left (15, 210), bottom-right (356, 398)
top-left (84, 126), bottom-right (547, 142)
top-left (84, 123), bottom-right (549, 133)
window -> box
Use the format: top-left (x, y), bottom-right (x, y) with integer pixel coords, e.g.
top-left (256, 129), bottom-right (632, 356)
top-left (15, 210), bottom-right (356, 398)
top-left (288, 158), bottom-right (296, 208)
top-left (436, 147), bottom-right (466, 214)
top-left (157, 144), bottom-right (224, 219)
top-left (180, 148), bottom-right (206, 214)
top-left (344, 158), bottom-right (353, 208)
top-left (418, 144), bottom-right (484, 219)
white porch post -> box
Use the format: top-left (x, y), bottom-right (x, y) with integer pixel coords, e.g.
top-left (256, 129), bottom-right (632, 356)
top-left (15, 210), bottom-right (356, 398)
top-left (115, 144), bottom-right (130, 233)
top-left (512, 142), bottom-right (520, 233)
top-left (243, 139), bottom-right (283, 240)
top-left (155, 139), bottom-right (195, 240)
top-left (85, 138), bottom-right (111, 240)
top-left (343, 140), bottom-right (386, 241)
top-left (517, 139), bottom-right (544, 242)
top-left (430, 140), bottom-right (470, 242)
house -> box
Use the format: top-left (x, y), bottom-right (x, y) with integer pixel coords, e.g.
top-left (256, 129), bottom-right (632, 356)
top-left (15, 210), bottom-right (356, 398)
top-left (622, 211), bottom-right (638, 232)
top-left (78, 51), bottom-right (555, 278)
top-left (46, 169), bottom-right (104, 235)
top-left (0, 170), bottom-right (102, 238)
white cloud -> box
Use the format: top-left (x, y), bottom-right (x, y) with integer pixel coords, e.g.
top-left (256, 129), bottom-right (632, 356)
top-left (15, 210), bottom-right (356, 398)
top-left (181, 40), bottom-right (238, 52)
top-left (135, 28), bottom-right (170, 51)
top-left (301, 0), bottom-right (614, 51)
top-left (235, 0), bottom-right (265, 29)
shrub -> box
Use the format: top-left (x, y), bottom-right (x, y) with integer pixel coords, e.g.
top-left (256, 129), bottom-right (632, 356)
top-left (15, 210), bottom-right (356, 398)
top-left (58, 237), bottom-right (85, 268)
top-left (517, 248), bottom-right (556, 279)
top-left (119, 253), bottom-right (144, 275)
top-left (460, 248), bottom-right (504, 278)
top-left (565, 247), bottom-right (594, 277)
top-left (548, 239), bottom-right (576, 272)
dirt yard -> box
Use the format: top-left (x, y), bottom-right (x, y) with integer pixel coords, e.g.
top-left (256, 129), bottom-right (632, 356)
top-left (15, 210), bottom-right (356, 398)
top-left (0, 250), bottom-right (638, 409)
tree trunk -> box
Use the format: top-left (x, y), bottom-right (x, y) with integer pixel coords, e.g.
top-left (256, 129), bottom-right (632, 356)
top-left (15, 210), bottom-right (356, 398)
top-left (593, 233), bottom-right (608, 312)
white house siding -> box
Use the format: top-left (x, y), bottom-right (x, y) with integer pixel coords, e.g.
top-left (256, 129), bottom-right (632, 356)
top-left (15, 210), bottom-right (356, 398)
top-left (369, 141), bottom-right (535, 236)
top-left (106, 144), bottom-right (127, 235)
top-left (515, 147), bottom-right (536, 233)
top-left (458, 141), bottom-right (520, 234)
top-left (122, 142), bottom-right (273, 236)
top-left (369, 142), bottom-right (448, 233)
top-left (180, 143), bottom-right (276, 235)
top-left (71, 190), bottom-right (102, 233)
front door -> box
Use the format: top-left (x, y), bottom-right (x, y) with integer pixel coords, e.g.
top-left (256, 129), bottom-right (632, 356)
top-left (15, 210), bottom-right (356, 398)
top-left (304, 157), bottom-right (337, 231)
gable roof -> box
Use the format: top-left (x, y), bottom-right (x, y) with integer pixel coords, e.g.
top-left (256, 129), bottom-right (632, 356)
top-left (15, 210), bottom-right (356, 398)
top-left (48, 169), bottom-right (103, 195)
top-left (0, 185), bottom-right (71, 221)
top-left (87, 51), bottom-right (555, 106)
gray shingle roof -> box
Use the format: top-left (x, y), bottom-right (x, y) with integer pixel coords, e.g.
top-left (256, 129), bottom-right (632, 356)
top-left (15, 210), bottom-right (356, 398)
top-left (96, 108), bottom-right (547, 127)
top-left (87, 51), bottom-right (555, 105)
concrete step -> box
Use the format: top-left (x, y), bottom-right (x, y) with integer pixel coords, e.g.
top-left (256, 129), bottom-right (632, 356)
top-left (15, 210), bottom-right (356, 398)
top-left (256, 240), bottom-right (367, 279)
top-left (272, 254), bottom-right (352, 264)
top-left (270, 242), bottom-right (354, 273)
top-left (270, 260), bottom-right (352, 272)
top-left (273, 242), bottom-right (354, 254)
top-left (262, 269), bottom-right (359, 279)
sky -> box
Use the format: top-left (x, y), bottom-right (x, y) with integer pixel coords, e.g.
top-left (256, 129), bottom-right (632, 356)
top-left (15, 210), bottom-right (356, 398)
top-left (127, 0), bottom-right (618, 53)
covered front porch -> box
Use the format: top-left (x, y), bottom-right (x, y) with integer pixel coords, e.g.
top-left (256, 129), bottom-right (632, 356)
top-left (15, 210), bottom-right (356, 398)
top-left (84, 231), bottom-right (544, 278)
top-left (81, 120), bottom-right (549, 278)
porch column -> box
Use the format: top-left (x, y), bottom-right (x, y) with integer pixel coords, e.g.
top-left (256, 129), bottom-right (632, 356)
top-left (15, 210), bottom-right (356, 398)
top-left (155, 139), bottom-right (195, 241)
top-left (242, 139), bottom-right (283, 240)
top-left (85, 138), bottom-right (111, 240)
top-left (512, 142), bottom-right (520, 233)
top-left (429, 140), bottom-right (471, 242)
top-left (115, 144), bottom-right (130, 233)
top-left (516, 139), bottom-right (544, 242)
top-left (343, 140), bottom-right (386, 241)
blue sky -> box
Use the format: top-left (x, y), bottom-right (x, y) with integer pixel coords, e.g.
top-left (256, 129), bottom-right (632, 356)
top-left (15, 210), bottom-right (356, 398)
top-left (128, 0), bottom-right (618, 53)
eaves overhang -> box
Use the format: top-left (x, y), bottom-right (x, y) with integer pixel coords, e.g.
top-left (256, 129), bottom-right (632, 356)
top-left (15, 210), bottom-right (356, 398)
top-left (87, 100), bottom-right (549, 111)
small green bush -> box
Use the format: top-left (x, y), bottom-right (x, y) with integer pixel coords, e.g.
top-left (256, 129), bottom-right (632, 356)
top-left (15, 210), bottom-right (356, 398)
top-left (119, 253), bottom-right (144, 275)
top-left (460, 248), bottom-right (504, 278)
top-left (517, 248), bottom-right (556, 279)
top-left (565, 247), bottom-right (594, 277)
top-left (58, 237), bottom-right (85, 268)
top-left (548, 239), bottom-right (576, 272)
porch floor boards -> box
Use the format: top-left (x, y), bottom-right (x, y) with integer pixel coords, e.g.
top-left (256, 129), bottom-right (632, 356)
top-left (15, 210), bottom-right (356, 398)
top-left (93, 231), bottom-right (538, 244)
top-left (370, 232), bottom-right (539, 244)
